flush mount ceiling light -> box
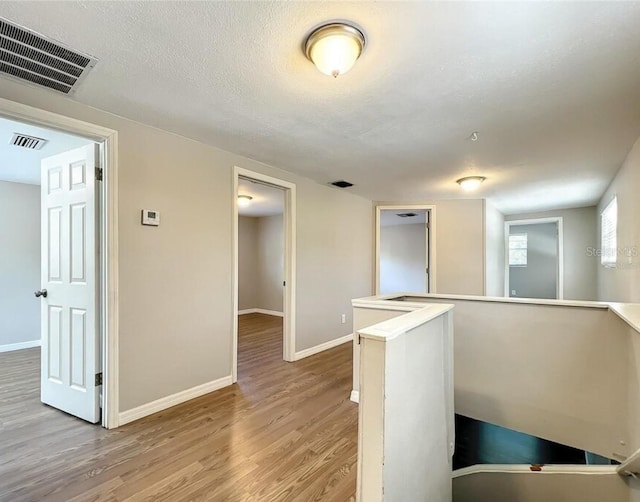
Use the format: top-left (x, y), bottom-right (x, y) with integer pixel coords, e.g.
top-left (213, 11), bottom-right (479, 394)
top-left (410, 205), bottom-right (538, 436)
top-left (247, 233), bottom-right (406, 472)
top-left (304, 23), bottom-right (365, 78)
top-left (237, 195), bottom-right (253, 207)
top-left (456, 176), bottom-right (486, 191)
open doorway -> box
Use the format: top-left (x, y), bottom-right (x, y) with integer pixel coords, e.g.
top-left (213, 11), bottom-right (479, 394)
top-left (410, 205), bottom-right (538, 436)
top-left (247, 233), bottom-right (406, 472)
top-left (0, 113), bottom-right (106, 426)
top-left (375, 205), bottom-right (435, 295)
top-left (236, 177), bottom-right (285, 381)
top-left (505, 217), bottom-right (564, 300)
top-left (232, 167), bottom-right (296, 383)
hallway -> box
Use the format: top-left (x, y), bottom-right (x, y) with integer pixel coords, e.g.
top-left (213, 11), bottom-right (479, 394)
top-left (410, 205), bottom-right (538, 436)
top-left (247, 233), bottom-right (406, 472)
top-left (0, 314), bottom-right (357, 501)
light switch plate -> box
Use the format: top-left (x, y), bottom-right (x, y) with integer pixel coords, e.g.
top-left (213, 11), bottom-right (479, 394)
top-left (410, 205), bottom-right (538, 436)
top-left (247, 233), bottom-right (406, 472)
top-left (141, 209), bottom-right (160, 226)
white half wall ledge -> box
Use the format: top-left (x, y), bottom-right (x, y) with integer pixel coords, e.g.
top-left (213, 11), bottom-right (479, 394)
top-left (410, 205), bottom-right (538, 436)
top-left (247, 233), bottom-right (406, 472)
top-left (118, 375), bottom-right (232, 426)
top-left (0, 340), bottom-right (41, 353)
top-left (453, 465), bottom-right (619, 478)
top-left (238, 308), bottom-right (284, 317)
top-left (294, 334), bottom-right (353, 361)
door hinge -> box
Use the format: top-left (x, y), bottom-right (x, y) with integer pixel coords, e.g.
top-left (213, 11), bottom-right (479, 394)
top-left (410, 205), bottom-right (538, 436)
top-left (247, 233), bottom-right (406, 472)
top-left (283, 281), bottom-right (286, 287)
top-left (95, 372), bottom-right (103, 386)
top-left (95, 167), bottom-right (103, 181)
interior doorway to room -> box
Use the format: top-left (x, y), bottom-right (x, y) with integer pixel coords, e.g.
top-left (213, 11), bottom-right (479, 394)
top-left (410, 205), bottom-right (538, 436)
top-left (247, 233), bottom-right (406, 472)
top-left (375, 205), bottom-right (435, 295)
top-left (233, 168), bottom-right (296, 383)
top-left (505, 218), bottom-right (563, 300)
top-left (0, 114), bottom-right (105, 425)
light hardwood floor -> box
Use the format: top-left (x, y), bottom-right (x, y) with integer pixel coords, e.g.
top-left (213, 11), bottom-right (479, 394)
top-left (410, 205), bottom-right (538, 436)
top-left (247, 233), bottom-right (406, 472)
top-left (0, 314), bottom-right (357, 501)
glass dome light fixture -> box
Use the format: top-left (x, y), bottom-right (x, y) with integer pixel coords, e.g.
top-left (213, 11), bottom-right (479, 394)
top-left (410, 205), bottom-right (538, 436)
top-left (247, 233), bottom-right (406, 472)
top-left (304, 22), bottom-right (366, 78)
top-left (237, 195), bottom-right (253, 207)
top-left (456, 176), bottom-right (486, 192)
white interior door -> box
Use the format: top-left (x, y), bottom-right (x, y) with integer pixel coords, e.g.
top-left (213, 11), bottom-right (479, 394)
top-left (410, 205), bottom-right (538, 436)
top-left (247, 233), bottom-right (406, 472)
top-left (40, 144), bottom-right (100, 423)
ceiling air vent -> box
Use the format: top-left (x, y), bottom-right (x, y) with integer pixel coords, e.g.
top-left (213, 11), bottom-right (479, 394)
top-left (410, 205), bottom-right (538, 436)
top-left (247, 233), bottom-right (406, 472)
top-left (0, 17), bottom-right (97, 94)
top-left (330, 180), bottom-right (354, 188)
top-left (10, 132), bottom-right (47, 150)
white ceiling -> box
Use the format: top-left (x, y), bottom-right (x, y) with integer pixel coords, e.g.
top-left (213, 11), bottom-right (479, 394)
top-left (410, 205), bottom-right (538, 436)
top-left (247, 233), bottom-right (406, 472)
top-left (1, 2), bottom-right (640, 214)
top-left (0, 116), bottom-right (93, 185)
top-left (380, 210), bottom-right (427, 227)
top-left (238, 178), bottom-right (284, 217)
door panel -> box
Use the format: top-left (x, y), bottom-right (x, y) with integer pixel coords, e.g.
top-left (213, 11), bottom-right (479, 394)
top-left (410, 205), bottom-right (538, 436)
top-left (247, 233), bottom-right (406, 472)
top-left (47, 305), bottom-right (63, 382)
top-left (40, 144), bottom-right (100, 423)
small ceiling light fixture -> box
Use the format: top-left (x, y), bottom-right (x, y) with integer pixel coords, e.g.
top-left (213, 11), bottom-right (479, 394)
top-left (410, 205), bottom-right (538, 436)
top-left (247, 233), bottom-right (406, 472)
top-left (237, 195), bottom-right (253, 207)
top-left (305, 23), bottom-right (365, 78)
top-left (456, 176), bottom-right (486, 191)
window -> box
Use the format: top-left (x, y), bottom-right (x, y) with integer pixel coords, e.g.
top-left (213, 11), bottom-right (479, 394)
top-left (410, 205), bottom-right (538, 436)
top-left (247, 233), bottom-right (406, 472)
top-left (509, 233), bottom-right (528, 266)
top-left (601, 197), bottom-right (617, 267)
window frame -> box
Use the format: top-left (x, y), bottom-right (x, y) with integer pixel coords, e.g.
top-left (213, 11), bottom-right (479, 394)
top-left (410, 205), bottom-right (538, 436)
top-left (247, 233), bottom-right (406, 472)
top-left (508, 232), bottom-right (528, 267)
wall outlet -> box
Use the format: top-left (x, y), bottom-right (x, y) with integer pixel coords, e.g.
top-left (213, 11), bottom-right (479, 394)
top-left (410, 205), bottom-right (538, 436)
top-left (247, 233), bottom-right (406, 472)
top-left (341, 314), bottom-right (346, 324)
top-left (511, 290), bottom-right (516, 296)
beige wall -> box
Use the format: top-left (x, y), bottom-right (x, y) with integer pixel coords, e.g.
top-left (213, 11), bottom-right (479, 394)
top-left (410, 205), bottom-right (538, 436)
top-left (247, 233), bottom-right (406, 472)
top-left (0, 79), bottom-right (373, 413)
top-left (505, 206), bottom-right (598, 301)
top-left (239, 214), bottom-right (284, 312)
top-left (484, 200), bottom-right (505, 297)
top-left (631, 478), bottom-right (640, 502)
top-left (238, 216), bottom-right (259, 311)
top-left (0, 181), bottom-right (40, 347)
top-left (377, 200), bottom-right (485, 296)
top-left (423, 298), bottom-right (630, 460)
top-left (598, 136), bottom-right (640, 303)
top-left (297, 187), bottom-right (372, 351)
top-left (256, 214), bottom-right (283, 312)
top-left (434, 200), bottom-right (484, 295)
top-left (379, 223), bottom-right (427, 294)
top-left (353, 296), bottom-right (637, 461)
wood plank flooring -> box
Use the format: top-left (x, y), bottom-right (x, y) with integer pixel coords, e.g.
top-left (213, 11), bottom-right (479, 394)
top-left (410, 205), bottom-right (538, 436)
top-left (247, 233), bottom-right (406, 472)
top-left (0, 314), bottom-right (357, 501)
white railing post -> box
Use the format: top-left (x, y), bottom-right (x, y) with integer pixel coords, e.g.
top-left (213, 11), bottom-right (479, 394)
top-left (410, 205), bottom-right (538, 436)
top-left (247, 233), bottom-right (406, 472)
top-left (356, 305), bottom-right (454, 501)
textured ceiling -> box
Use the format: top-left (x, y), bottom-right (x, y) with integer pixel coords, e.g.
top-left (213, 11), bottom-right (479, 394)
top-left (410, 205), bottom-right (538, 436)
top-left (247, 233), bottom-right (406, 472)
top-left (0, 115), bottom-right (93, 185)
top-left (238, 178), bottom-right (284, 217)
top-left (1, 2), bottom-right (640, 214)
top-left (380, 210), bottom-right (427, 227)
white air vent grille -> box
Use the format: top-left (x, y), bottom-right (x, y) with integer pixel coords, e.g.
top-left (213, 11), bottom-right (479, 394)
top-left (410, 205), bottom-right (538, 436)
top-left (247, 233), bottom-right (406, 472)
top-left (11, 133), bottom-right (47, 150)
top-left (0, 17), bottom-right (97, 94)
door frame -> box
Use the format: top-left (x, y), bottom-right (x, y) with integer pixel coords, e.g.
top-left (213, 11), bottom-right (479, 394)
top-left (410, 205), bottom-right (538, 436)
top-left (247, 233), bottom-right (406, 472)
top-left (504, 217), bottom-right (564, 300)
top-left (375, 204), bottom-right (437, 295)
top-left (0, 97), bottom-right (119, 428)
top-left (232, 166), bottom-right (296, 381)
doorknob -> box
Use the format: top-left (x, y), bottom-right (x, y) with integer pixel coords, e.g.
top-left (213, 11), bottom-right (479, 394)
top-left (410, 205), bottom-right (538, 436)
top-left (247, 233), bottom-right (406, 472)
top-left (34, 289), bottom-right (48, 298)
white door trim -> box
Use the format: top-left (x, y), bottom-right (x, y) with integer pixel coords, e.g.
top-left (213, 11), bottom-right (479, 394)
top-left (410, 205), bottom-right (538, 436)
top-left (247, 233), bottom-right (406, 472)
top-left (375, 204), bottom-right (437, 295)
top-left (232, 167), bottom-right (296, 382)
top-left (504, 217), bottom-right (564, 300)
top-left (0, 97), bottom-right (120, 429)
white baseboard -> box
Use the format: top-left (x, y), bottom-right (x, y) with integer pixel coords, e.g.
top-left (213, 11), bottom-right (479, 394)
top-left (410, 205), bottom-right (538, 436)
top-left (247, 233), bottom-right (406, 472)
top-left (350, 390), bottom-right (359, 404)
top-left (118, 375), bottom-right (233, 426)
top-left (294, 334), bottom-right (353, 361)
top-left (0, 339), bottom-right (40, 353)
top-left (238, 308), bottom-right (284, 317)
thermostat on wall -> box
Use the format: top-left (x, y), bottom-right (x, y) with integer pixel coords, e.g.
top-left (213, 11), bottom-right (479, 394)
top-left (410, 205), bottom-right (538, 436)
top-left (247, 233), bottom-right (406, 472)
top-left (141, 209), bottom-right (160, 226)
